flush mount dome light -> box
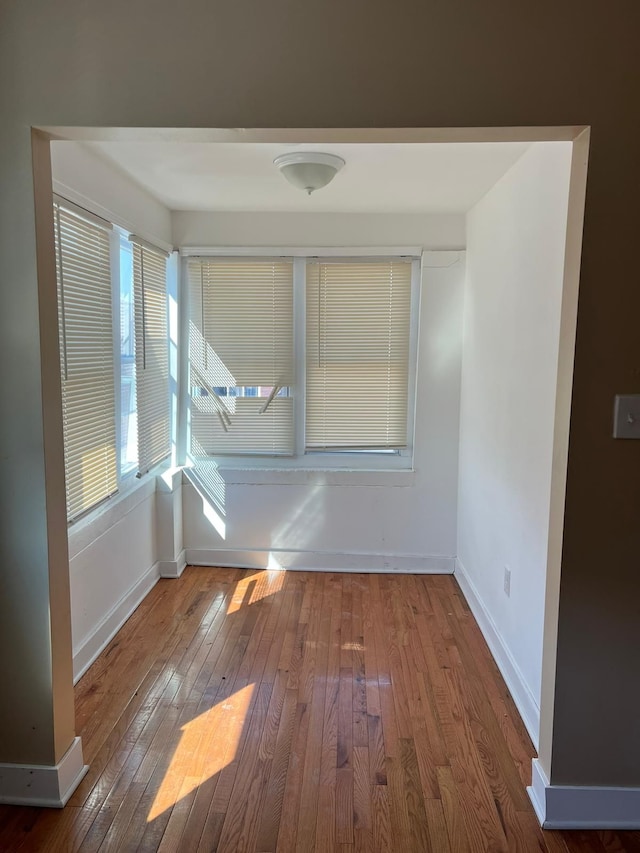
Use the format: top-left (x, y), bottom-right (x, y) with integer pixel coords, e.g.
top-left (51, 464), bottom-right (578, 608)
top-left (274, 152), bottom-right (345, 195)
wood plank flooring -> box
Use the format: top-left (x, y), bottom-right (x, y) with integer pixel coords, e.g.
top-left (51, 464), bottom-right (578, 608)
top-left (1, 567), bottom-right (639, 852)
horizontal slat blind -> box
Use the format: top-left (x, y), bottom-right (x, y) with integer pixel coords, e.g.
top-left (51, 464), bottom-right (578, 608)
top-left (132, 241), bottom-right (170, 474)
top-left (306, 259), bottom-right (412, 449)
top-left (54, 201), bottom-right (117, 521)
top-left (188, 258), bottom-right (294, 455)
top-left (190, 396), bottom-right (294, 456)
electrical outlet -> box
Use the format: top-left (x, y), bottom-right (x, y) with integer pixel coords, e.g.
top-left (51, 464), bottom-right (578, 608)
top-left (503, 566), bottom-right (511, 597)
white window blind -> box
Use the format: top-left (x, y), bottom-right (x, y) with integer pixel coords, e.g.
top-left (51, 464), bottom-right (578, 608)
top-left (305, 259), bottom-right (412, 450)
top-left (54, 200), bottom-right (117, 521)
top-left (188, 258), bottom-right (294, 455)
top-left (132, 238), bottom-right (170, 474)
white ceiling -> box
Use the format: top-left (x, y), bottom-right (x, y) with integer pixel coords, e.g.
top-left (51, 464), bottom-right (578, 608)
top-left (83, 141), bottom-right (531, 214)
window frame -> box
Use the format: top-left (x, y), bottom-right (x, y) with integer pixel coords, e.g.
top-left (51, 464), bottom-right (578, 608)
top-left (112, 228), bottom-right (139, 484)
top-left (180, 247), bottom-right (422, 472)
top-left (130, 236), bottom-right (172, 475)
top-left (186, 255), bottom-right (296, 458)
top-left (54, 194), bottom-right (173, 526)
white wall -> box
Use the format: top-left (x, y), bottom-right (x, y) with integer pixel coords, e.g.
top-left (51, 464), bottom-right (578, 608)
top-left (181, 212), bottom-right (465, 571)
top-left (51, 142), bottom-right (173, 249)
top-left (173, 210), bottom-right (465, 249)
top-left (68, 483), bottom-right (159, 681)
top-left (50, 145), bottom-right (175, 680)
top-left (456, 142), bottom-right (572, 745)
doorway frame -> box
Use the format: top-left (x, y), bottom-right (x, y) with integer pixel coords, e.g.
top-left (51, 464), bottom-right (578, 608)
top-left (32, 123), bottom-right (590, 803)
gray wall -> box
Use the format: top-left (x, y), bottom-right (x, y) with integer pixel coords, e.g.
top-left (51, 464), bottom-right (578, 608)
top-left (1, 0), bottom-right (639, 786)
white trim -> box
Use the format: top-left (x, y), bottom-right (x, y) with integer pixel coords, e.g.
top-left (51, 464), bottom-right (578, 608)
top-left (454, 558), bottom-right (540, 749)
top-left (72, 561), bottom-right (160, 683)
top-left (157, 466), bottom-right (184, 493)
top-left (128, 234), bottom-right (171, 257)
top-left (111, 229), bottom-right (123, 483)
top-left (293, 257), bottom-right (306, 456)
top-left (528, 759), bottom-right (640, 829)
top-left (185, 548), bottom-right (454, 574)
top-left (537, 128), bottom-right (591, 774)
top-left (167, 252), bottom-right (181, 468)
top-left (188, 452), bottom-right (414, 472)
top-left (528, 758), bottom-right (548, 826)
top-left (0, 737), bottom-right (88, 808)
top-left (187, 465), bottom-right (415, 487)
top-left (405, 257), bottom-right (422, 458)
top-left (177, 255), bottom-right (190, 467)
top-left (179, 245), bottom-right (423, 258)
top-left (158, 549), bottom-right (188, 579)
top-left (52, 179), bottom-right (173, 254)
top-left (52, 193), bottom-right (112, 230)
top-left (41, 127), bottom-right (587, 145)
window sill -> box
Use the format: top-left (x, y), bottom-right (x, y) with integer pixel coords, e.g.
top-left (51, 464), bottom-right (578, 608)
top-left (198, 465), bottom-right (416, 487)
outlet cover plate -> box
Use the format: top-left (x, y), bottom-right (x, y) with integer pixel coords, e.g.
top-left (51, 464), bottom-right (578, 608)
top-left (613, 395), bottom-right (640, 439)
top-left (503, 566), bottom-right (511, 597)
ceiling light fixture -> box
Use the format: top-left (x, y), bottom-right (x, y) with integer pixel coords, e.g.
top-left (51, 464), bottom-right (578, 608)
top-left (274, 152), bottom-right (345, 195)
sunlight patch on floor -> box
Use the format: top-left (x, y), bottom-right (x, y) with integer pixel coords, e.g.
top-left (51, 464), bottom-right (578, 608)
top-left (147, 683), bottom-right (255, 821)
top-left (227, 569), bottom-right (285, 614)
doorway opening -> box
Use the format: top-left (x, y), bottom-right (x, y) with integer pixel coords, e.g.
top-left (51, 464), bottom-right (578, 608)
top-left (33, 124), bottom-right (590, 778)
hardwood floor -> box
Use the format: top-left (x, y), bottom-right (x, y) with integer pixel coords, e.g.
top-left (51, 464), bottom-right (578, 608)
top-left (1, 567), bottom-right (638, 852)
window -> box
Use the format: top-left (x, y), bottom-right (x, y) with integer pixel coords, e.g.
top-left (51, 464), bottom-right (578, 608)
top-left (306, 259), bottom-right (412, 451)
top-left (54, 198), bottom-right (171, 522)
top-left (54, 200), bottom-right (117, 521)
top-left (186, 254), bottom-right (418, 467)
top-left (188, 258), bottom-right (294, 457)
top-left (132, 238), bottom-right (171, 474)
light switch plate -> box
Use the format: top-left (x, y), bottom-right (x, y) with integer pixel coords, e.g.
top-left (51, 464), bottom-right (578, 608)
top-left (613, 395), bottom-right (640, 439)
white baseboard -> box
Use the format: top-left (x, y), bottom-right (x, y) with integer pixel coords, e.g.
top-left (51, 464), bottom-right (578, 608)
top-left (158, 549), bottom-right (187, 578)
top-left (528, 759), bottom-right (640, 829)
top-left (185, 548), bottom-right (454, 574)
top-left (528, 757), bottom-right (549, 825)
top-left (454, 558), bottom-right (540, 749)
top-left (72, 562), bottom-right (161, 683)
top-left (0, 737), bottom-right (88, 808)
